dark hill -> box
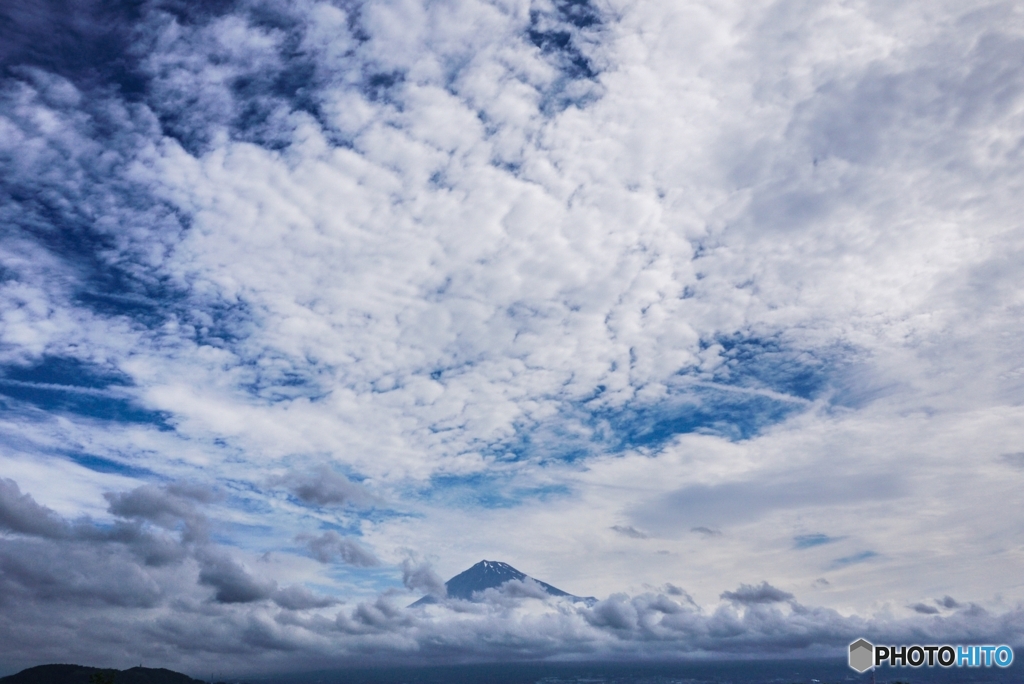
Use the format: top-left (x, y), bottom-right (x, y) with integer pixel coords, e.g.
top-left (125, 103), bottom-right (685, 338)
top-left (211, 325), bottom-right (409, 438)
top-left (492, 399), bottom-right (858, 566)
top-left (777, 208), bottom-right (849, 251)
top-left (410, 560), bottom-right (596, 606)
top-left (1, 665), bottom-right (205, 684)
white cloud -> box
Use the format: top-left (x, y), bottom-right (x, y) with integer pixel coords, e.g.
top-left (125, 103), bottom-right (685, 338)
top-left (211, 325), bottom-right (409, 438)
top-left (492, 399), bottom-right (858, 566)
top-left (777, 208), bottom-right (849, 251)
top-left (1, 0), bottom-right (1024, 669)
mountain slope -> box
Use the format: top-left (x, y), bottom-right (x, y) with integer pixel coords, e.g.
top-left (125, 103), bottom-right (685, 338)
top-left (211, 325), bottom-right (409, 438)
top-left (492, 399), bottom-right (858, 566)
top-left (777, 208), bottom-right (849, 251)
top-left (410, 560), bottom-right (595, 606)
top-left (0, 665), bottom-right (205, 684)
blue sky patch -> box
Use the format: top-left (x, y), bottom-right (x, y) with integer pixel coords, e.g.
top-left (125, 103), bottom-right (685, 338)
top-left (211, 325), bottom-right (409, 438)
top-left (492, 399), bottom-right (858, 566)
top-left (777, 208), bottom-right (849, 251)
top-left (423, 472), bottom-right (571, 509)
top-left (794, 533), bottom-right (839, 549)
top-left (831, 550), bottom-right (879, 568)
top-left (706, 334), bottom-right (834, 401)
top-left (526, 0), bottom-right (603, 112)
top-left (64, 452), bottom-right (154, 479)
top-left (2, 356), bottom-right (130, 389)
top-left (0, 357), bottom-right (172, 426)
top-left (477, 342), bottom-right (830, 464)
top-left (597, 387), bottom-right (802, 447)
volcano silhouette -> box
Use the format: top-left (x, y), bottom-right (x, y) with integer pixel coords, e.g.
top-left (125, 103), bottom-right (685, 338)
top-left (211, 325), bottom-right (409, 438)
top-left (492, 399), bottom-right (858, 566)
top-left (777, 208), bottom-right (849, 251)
top-left (409, 560), bottom-right (595, 606)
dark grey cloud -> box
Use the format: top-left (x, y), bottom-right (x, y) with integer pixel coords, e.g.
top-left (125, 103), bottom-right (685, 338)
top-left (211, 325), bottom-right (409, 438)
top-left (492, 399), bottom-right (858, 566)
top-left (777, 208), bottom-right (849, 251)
top-left (610, 525), bottom-right (647, 539)
top-left (165, 481), bottom-right (220, 503)
top-left (274, 466), bottom-right (374, 508)
top-left (720, 582), bottom-right (794, 605)
top-left (584, 594), bottom-right (642, 630)
top-left (196, 549), bottom-right (276, 604)
top-left (105, 483), bottom-right (212, 541)
top-left (335, 596), bottom-right (414, 636)
top-left (0, 479), bottom-right (193, 568)
top-left (300, 531), bottom-right (379, 567)
top-left (0, 478), bottom-right (313, 620)
top-left (0, 480), bottom-right (203, 610)
top-left (271, 584), bottom-right (339, 611)
top-left (0, 477), bottom-right (70, 538)
top-left (1001, 452), bottom-right (1024, 469)
top-left (937, 595), bottom-right (960, 609)
top-left (909, 602), bottom-right (940, 615)
top-left (96, 484), bottom-right (211, 565)
top-left (401, 559), bottom-right (445, 597)
top-left (0, 537), bottom-right (163, 608)
top-left (691, 527), bottom-right (721, 537)
top-left (1, 499), bottom-right (1024, 674)
top-left (96, 520), bottom-right (189, 567)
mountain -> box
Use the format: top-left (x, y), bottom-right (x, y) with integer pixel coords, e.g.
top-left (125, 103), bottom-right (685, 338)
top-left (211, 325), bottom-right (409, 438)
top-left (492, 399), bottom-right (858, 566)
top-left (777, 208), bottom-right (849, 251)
top-left (0, 665), bottom-right (206, 684)
top-left (410, 560), bottom-right (596, 606)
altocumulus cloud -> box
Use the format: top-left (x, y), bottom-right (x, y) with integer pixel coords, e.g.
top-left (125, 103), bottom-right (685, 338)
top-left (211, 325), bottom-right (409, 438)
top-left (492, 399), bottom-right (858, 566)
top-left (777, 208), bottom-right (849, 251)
top-left (2, 0), bottom-right (1024, 673)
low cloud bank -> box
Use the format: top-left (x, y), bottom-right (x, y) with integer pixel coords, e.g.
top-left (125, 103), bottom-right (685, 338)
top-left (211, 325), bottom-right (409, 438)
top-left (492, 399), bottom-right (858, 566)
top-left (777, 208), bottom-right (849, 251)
top-left (2, 477), bottom-right (1023, 673)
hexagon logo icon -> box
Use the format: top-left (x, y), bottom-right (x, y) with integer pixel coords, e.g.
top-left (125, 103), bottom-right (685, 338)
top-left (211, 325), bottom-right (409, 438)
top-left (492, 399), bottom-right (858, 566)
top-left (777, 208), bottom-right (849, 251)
top-left (849, 638), bottom-right (875, 673)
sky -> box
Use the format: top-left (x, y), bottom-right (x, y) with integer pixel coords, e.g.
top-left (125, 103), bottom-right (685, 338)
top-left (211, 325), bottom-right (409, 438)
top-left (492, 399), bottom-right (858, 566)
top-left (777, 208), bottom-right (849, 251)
top-left (2, 0), bottom-right (1024, 675)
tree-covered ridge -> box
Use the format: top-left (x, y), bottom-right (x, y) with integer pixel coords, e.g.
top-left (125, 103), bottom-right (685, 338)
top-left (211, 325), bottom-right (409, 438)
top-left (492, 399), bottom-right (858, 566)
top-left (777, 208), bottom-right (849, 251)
top-left (1, 665), bottom-right (206, 684)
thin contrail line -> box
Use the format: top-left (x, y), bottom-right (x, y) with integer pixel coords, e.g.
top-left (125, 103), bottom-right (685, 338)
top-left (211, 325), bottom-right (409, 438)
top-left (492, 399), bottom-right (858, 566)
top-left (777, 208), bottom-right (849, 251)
top-left (0, 378), bottom-right (133, 398)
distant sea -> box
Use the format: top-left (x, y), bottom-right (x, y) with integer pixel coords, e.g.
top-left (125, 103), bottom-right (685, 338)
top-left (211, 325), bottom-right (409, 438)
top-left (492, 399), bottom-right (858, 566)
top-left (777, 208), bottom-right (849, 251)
top-left (258, 659), bottom-right (1023, 684)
